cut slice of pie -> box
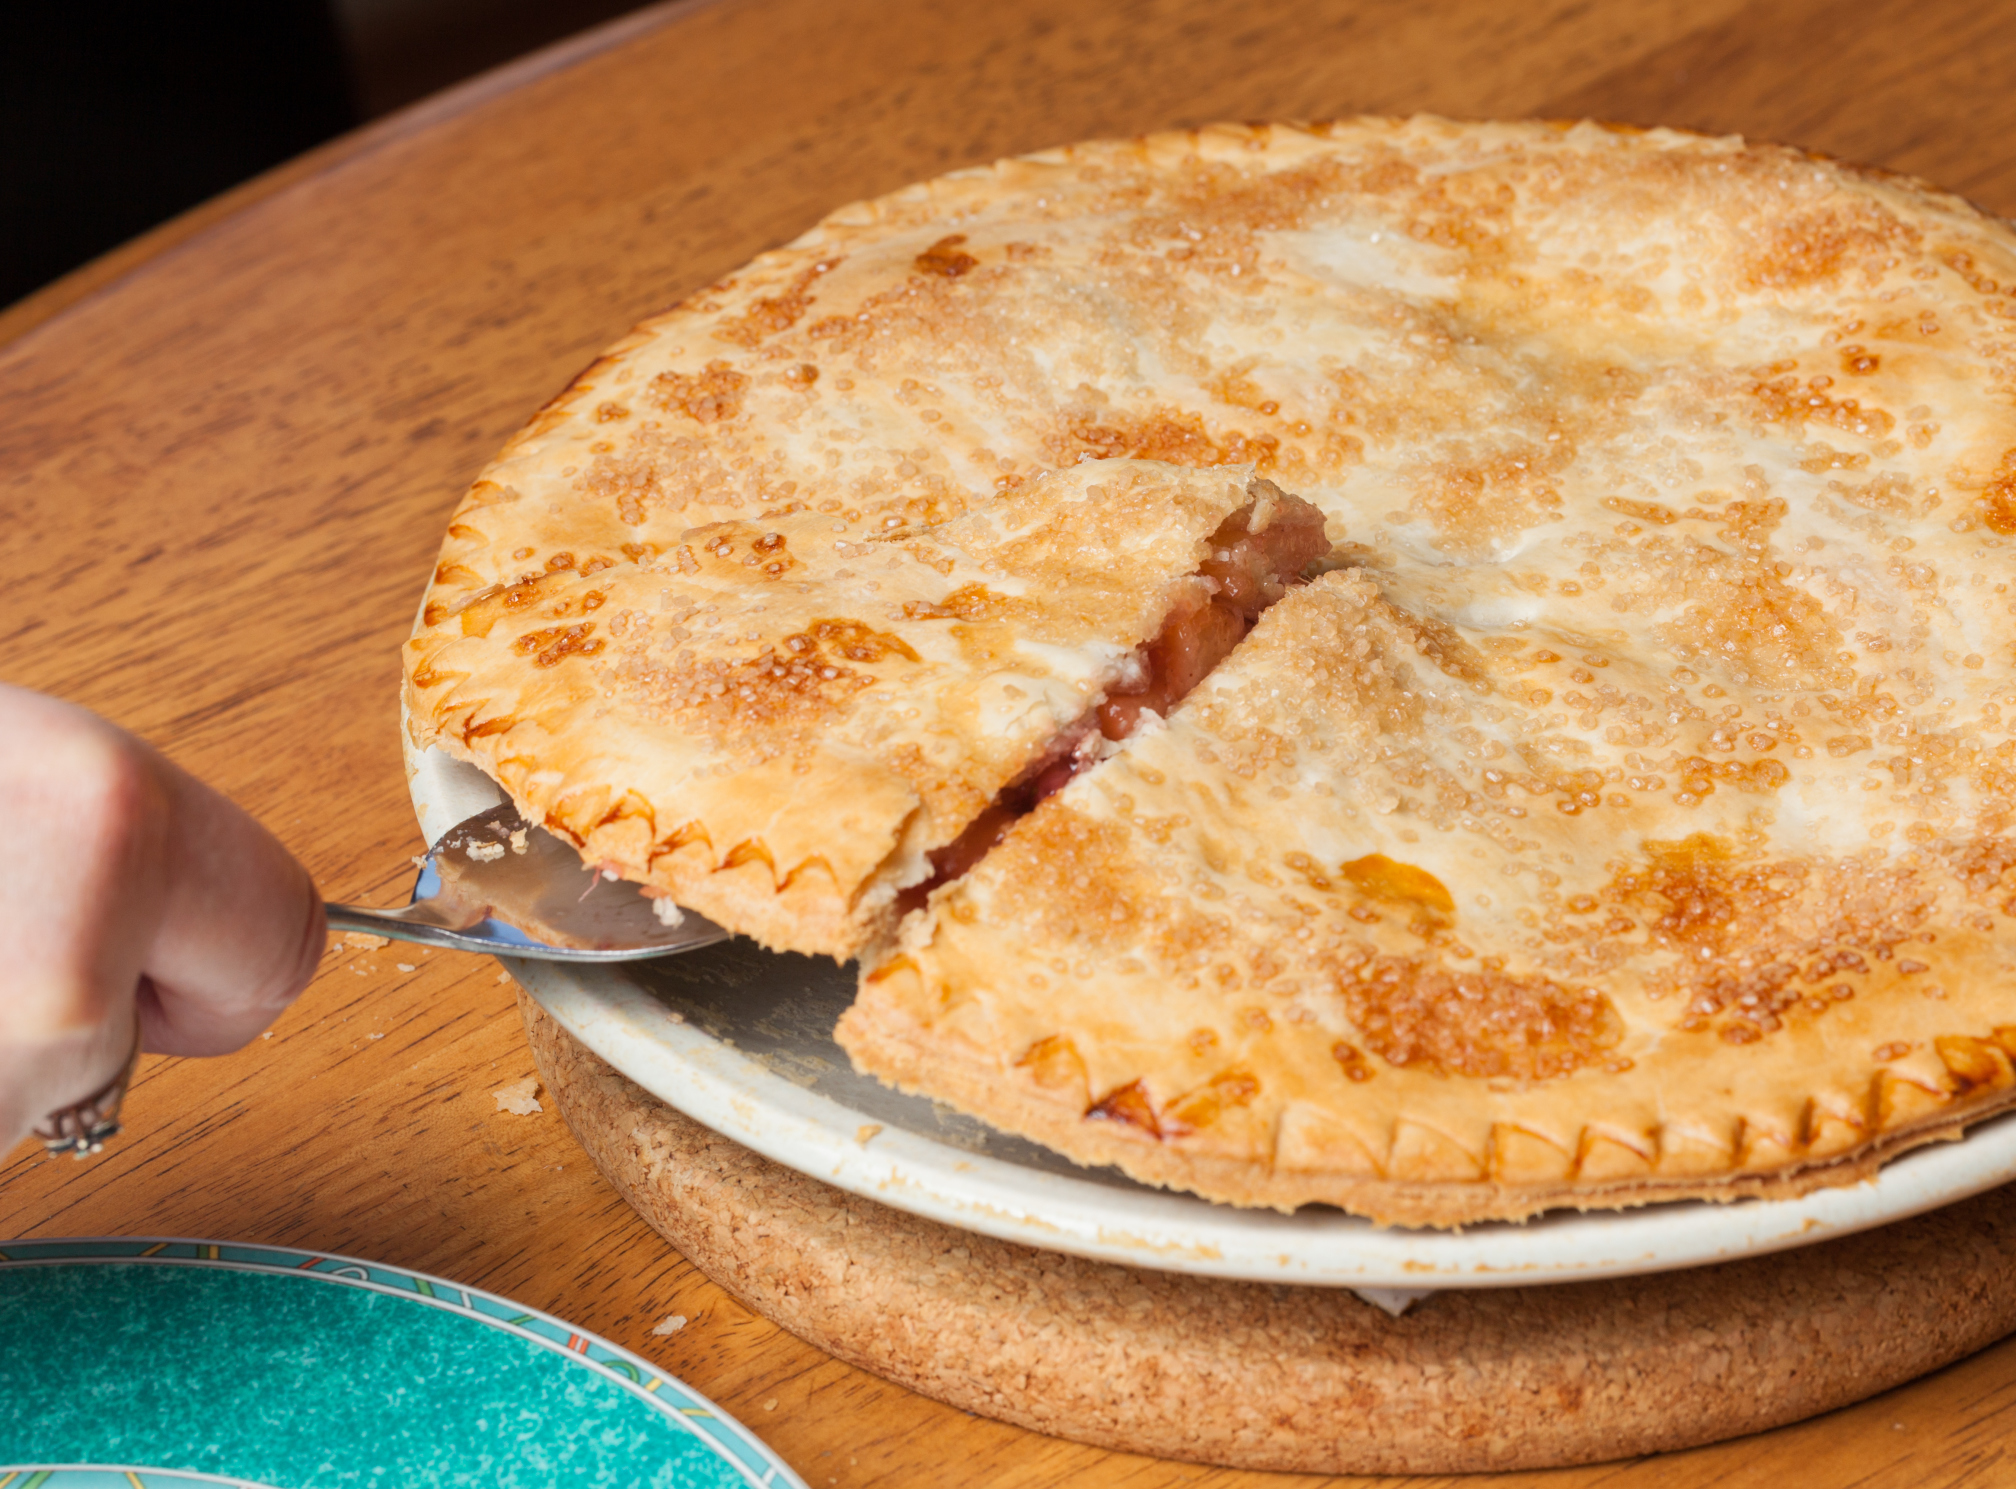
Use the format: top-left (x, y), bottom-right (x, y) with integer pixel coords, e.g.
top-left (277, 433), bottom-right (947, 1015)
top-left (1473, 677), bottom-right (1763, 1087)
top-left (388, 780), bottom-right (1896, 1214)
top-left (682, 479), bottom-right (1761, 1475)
top-left (406, 458), bottom-right (1328, 956)
top-left (842, 568), bottom-right (2016, 1226)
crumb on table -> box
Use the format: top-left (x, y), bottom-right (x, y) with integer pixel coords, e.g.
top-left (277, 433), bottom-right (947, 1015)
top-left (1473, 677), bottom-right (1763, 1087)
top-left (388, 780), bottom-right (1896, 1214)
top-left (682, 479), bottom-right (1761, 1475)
top-left (493, 1076), bottom-right (543, 1114)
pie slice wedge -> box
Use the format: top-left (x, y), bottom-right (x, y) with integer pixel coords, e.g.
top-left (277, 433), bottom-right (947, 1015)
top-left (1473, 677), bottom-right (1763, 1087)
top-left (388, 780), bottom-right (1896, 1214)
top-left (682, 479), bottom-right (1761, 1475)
top-left (842, 567), bottom-right (2016, 1227)
top-left (405, 458), bottom-right (1327, 956)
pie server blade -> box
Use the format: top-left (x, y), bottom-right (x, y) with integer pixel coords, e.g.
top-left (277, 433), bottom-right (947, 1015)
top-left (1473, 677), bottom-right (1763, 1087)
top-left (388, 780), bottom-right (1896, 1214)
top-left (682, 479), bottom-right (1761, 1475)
top-left (324, 804), bottom-right (729, 961)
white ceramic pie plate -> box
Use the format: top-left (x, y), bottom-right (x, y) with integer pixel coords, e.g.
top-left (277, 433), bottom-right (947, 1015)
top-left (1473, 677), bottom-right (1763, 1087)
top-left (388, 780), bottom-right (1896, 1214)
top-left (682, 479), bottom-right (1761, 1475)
top-left (409, 744), bottom-right (2016, 1292)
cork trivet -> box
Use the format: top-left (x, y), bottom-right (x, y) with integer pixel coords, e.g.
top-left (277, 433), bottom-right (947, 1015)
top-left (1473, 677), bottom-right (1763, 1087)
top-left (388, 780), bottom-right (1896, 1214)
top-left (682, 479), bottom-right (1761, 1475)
top-left (522, 992), bottom-right (2016, 1475)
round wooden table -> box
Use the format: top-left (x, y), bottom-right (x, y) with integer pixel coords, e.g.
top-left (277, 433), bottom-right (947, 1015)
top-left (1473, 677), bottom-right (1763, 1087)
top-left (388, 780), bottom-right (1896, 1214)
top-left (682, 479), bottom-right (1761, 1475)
top-left (5, 1), bottom-right (2016, 1483)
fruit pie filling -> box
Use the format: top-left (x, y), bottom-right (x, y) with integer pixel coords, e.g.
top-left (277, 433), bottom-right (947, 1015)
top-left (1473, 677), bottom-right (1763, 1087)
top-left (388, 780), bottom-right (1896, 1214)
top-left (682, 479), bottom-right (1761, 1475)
top-left (901, 484), bottom-right (1331, 911)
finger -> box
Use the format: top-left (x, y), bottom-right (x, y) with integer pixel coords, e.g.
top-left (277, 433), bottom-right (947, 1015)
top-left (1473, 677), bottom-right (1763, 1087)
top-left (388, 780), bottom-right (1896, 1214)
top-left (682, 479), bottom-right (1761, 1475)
top-left (135, 748), bottom-right (327, 1058)
top-left (0, 684), bottom-right (165, 1146)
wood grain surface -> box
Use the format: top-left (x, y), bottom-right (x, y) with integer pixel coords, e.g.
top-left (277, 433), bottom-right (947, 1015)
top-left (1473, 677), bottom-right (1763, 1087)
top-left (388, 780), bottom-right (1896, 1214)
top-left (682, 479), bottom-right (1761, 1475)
top-left (4, 0), bottom-right (2016, 1483)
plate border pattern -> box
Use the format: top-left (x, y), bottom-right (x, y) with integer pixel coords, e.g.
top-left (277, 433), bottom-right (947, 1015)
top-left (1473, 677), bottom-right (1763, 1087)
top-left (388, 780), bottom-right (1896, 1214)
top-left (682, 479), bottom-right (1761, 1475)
top-left (0, 1470), bottom-right (286, 1488)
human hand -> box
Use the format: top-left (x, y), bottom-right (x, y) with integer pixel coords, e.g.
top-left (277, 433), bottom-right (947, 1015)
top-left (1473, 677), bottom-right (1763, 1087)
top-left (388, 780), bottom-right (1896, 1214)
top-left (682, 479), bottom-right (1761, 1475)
top-left (0, 683), bottom-right (326, 1154)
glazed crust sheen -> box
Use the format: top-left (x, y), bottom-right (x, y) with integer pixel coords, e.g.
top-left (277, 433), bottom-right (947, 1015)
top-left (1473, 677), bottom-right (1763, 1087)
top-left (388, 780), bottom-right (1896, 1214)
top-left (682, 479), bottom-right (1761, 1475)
top-left (411, 116), bottom-right (2016, 1222)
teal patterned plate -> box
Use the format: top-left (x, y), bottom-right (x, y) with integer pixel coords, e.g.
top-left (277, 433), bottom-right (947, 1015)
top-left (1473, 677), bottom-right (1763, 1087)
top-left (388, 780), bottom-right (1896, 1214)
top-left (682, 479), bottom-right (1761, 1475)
top-left (0, 1238), bottom-right (805, 1489)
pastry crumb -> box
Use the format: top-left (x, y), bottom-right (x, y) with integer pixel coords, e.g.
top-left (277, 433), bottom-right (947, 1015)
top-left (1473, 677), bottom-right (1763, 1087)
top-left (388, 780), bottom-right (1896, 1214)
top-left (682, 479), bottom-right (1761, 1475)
top-left (855, 1124), bottom-right (883, 1145)
top-left (395, 962), bottom-right (416, 973)
top-left (763, 1398), bottom-right (778, 1412)
top-left (342, 932), bottom-right (390, 951)
top-left (493, 1076), bottom-right (543, 1114)
top-left (651, 1313), bottom-right (688, 1335)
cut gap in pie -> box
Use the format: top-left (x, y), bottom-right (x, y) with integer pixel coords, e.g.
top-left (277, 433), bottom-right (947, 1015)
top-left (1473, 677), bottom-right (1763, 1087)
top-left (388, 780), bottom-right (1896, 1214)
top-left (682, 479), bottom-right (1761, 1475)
top-left (1095, 485), bottom-right (1332, 743)
top-left (896, 483), bottom-right (1331, 913)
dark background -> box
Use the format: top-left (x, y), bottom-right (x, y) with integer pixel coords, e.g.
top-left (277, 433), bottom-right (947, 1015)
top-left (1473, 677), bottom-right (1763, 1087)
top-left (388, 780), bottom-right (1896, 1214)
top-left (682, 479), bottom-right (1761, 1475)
top-left (0, 0), bottom-right (649, 311)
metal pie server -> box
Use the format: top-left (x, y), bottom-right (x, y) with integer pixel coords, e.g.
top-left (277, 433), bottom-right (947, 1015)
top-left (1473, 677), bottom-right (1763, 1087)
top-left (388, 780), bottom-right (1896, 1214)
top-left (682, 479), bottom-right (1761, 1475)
top-left (324, 803), bottom-right (729, 961)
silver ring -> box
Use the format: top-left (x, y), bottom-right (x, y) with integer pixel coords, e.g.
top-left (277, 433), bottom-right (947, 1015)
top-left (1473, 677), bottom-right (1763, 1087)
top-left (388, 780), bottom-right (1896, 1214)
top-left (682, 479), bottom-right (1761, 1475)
top-left (33, 1016), bottom-right (142, 1158)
